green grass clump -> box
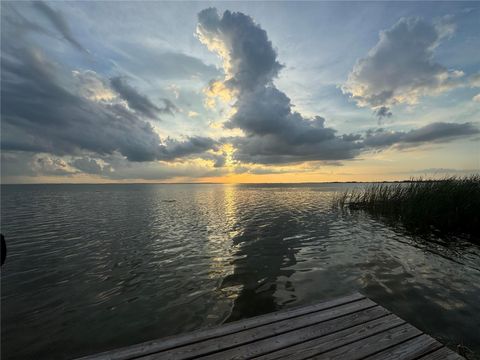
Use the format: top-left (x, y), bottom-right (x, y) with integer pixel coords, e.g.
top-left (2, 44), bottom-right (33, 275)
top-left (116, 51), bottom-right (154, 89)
top-left (334, 175), bottom-right (480, 241)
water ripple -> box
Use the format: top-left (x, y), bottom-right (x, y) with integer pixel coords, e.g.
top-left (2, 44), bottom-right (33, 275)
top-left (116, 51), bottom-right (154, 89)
top-left (1, 183), bottom-right (480, 360)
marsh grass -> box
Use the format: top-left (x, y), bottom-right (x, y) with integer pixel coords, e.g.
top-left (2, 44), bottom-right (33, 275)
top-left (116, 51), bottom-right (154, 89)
top-left (334, 175), bottom-right (480, 241)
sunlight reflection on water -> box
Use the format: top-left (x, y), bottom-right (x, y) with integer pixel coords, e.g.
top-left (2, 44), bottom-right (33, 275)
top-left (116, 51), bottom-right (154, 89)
top-left (1, 183), bottom-right (479, 359)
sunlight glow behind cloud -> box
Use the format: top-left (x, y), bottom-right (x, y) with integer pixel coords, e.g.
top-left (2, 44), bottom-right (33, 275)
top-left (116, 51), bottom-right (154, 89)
top-left (1, 2), bottom-right (478, 183)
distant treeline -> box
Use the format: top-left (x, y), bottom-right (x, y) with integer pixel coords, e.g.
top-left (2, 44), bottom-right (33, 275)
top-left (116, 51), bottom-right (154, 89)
top-left (334, 175), bottom-right (480, 241)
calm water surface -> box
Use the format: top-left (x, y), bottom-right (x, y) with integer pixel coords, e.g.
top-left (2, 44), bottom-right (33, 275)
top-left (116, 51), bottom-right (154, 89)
top-left (1, 184), bottom-right (480, 359)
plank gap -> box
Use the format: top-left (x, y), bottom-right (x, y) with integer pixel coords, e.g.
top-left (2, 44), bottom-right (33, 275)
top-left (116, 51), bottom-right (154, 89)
top-left (84, 292), bottom-right (366, 360)
top-left (251, 314), bottom-right (404, 360)
top-left (139, 303), bottom-right (379, 360)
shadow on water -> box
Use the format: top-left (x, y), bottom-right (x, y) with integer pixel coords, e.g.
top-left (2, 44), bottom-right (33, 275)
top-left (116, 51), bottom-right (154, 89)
top-left (352, 206), bottom-right (479, 245)
top-left (222, 218), bottom-right (295, 321)
top-left (219, 185), bottom-right (339, 323)
top-left (221, 202), bottom-right (311, 322)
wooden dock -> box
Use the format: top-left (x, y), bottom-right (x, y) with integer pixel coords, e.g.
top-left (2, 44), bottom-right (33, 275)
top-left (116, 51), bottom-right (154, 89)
top-left (78, 292), bottom-right (464, 360)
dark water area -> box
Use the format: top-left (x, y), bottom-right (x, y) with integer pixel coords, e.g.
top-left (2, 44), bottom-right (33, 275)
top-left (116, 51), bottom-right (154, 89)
top-left (1, 183), bottom-right (480, 360)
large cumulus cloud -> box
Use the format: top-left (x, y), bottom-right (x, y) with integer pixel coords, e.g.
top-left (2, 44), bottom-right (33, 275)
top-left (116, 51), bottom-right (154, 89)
top-left (197, 8), bottom-right (363, 164)
top-left (342, 17), bottom-right (476, 116)
top-left (197, 9), bottom-right (477, 165)
top-left (197, 8), bottom-right (283, 92)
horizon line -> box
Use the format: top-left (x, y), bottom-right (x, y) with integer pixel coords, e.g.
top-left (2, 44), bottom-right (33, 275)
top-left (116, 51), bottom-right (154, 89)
top-left (2, 177), bottom-right (477, 186)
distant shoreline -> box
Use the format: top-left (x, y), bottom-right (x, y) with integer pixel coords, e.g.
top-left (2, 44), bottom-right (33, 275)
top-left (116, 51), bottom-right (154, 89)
top-left (2, 178), bottom-right (479, 186)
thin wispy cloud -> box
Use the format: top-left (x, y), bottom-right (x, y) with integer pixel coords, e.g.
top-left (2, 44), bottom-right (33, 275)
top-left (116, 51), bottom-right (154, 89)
top-left (33, 1), bottom-right (88, 53)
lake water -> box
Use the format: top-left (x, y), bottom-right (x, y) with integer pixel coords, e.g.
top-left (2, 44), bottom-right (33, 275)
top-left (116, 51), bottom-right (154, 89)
top-left (1, 184), bottom-right (480, 360)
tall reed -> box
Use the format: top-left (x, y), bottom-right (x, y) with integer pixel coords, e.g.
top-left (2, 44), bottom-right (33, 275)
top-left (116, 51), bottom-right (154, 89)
top-left (334, 175), bottom-right (480, 240)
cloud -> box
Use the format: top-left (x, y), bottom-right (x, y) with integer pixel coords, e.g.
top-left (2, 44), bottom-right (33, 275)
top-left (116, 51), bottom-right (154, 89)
top-left (374, 106), bottom-right (392, 121)
top-left (1, 151), bottom-right (227, 182)
top-left (2, 3), bottom-right (56, 39)
top-left (33, 154), bottom-right (75, 176)
top-left (343, 17), bottom-right (468, 112)
top-left (73, 70), bottom-right (116, 102)
top-left (71, 157), bottom-right (111, 175)
top-left (103, 158), bottom-right (225, 181)
top-left (197, 8), bottom-right (363, 165)
top-left (115, 47), bottom-right (220, 81)
top-left (110, 76), bottom-right (178, 118)
top-left (159, 136), bottom-right (219, 161)
top-left (469, 73), bottom-right (480, 88)
top-left (149, 52), bottom-right (220, 80)
top-left (33, 1), bottom-right (88, 53)
top-left (0, 46), bottom-right (216, 162)
top-left (364, 122), bottom-right (479, 148)
top-left (196, 9), bottom-right (479, 165)
top-left (2, 6), bottom-right (478, 181)
top-left (197, 8), bottom-right (283, 92)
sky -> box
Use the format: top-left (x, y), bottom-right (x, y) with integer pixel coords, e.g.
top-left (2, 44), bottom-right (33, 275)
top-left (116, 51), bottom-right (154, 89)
top-left (1, 1), bottom-right (479, 183)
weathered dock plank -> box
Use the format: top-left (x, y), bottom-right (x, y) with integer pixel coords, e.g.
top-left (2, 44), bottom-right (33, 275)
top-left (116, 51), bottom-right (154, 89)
top-left (308, 323), bottom-right (422, 359)
top-left (76, 292), bottom-right (465, 360)
top-left (418, 347), bottom-right (466, 360)
top-left (189, 307), bottom-right (391, 360)
top-left (365, 334), bottom-right (443, 360)
top-left (78, 292), bottom-right (365, 360)
top-left (256, 313), bottom-right (404, 360)
top-left (141, 298), bottom-right (377, 360)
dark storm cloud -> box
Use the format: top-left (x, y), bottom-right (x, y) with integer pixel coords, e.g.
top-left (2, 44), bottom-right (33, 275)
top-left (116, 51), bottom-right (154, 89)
top-left (364, 122), bottom-right (479, 148)
top-left (197, 8), bottom-right (363, 164)
top-left (343, 17), bottom-right (467, 112)
top-left (110, 76), bottom-right (178, 118)
top-left (0, 46), bottom-right (216, 162)
top-left (33, 1), bottom-right (88, 53)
